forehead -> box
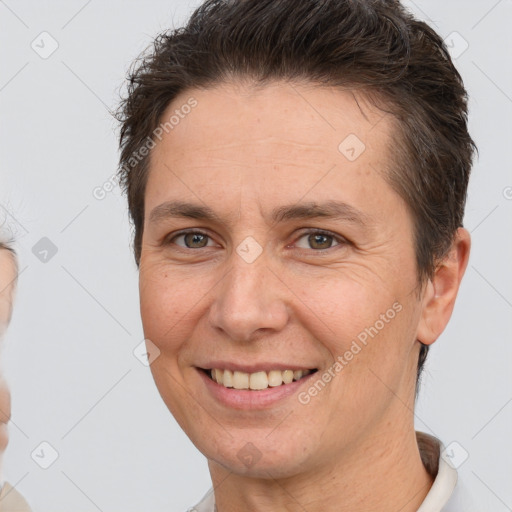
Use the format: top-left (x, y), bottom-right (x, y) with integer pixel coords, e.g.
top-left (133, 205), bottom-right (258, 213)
top-left (145, 80), bottom-right (400, 223)
top-left (156, 80), bottom-right (393, 162)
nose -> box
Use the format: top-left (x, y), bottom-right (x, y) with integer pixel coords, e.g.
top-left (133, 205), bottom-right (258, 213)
top-left (208, 253), bottom-right (289, 342)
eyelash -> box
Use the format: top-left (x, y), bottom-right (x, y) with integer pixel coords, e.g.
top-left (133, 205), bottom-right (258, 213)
top-left (166, 228), bottom-right (348, 253)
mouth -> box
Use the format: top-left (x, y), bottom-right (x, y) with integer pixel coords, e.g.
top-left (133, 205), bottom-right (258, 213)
top-left (202, 367), bottom-right (318, 391)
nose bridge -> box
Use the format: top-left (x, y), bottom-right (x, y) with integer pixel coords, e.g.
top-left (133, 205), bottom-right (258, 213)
top-left (209, 248), bottom-right (288, 341)
top-left (225, 255), bottom-right (267, 302)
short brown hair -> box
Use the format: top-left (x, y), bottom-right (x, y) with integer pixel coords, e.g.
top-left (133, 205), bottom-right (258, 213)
top-left (116, 0), bottom-right (476, 385)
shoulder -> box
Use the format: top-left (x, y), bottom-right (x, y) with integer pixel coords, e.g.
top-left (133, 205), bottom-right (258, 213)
top-left (416, 431), bottom-right (486, 512)
top-left (441, 471), bottom-right (495, 512)
top-left (187, 488), bottom-right (215, 512)
top-left (442, 480), bottom-right (477, 512)
top-left (0, 481), bottom-right (33, 512)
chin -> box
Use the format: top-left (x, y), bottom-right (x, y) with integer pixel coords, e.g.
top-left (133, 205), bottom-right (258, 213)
top-left (210, 446), bottom-right (313, 479)
top-left (191, 424), bottom-right (321, 479)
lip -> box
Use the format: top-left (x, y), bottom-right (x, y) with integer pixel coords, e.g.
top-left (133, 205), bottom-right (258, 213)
top-left (197, 367), bottom-right (318, 410)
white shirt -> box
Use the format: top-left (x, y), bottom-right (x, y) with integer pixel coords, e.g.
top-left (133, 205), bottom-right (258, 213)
top-left (188, 432), bottom-right (476, 512)
top-left (0, 480), bottom-right (33, 511)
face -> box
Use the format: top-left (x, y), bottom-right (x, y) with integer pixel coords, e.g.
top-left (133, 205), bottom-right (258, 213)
top-left (139, 81), bottom-right (426, 478)
top-left (0, 249), bottom-right (15, 454)
top-left (0, 250), bottom-right (15, 333)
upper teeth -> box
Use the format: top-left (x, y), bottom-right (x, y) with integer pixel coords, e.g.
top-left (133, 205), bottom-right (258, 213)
top-left (210, 369), bottom-right (313, 390)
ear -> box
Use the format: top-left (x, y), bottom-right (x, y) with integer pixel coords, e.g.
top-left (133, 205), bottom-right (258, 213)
top-left (417, 227), bottom-right (471, 345)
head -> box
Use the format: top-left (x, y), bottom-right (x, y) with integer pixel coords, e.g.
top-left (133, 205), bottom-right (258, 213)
top-left (0, 240), bottom-right (18, 457)
top-left (0, 241), bottom-right (17, 333)
top-left (117, 0), bottom-right (474, 478)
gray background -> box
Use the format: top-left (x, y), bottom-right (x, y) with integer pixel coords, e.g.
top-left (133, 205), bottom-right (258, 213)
top-left (0, 0), bottom-right (511, 510)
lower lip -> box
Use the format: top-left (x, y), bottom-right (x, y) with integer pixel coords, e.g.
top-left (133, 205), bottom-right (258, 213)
top-left (198, 369), bottom-right (317, 410)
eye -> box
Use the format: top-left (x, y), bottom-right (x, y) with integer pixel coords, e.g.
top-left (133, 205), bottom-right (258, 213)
top-left (170, 231), bottom-right (216, 249)
top-left (294, 230), bottom-right (344, 250)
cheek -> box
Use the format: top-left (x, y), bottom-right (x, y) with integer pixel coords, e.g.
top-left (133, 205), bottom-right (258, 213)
top-left (0, 299), bottom-right (12, 328)
top-left (139, 266), bottom-right (203, 427)
top-left (0, 378), bottom-right (10, 453)
top-left (294, 270), bottom-right (418, 395)
top-left (139, 259), bottom-right (212, 355)
top-left (291, 268), bottom-right (399, 349)
top-left (328, 300), bottom-right (420, 423)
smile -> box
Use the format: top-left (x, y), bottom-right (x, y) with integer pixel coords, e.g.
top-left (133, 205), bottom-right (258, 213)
top-left (208, 368), bottom-right (317, 390)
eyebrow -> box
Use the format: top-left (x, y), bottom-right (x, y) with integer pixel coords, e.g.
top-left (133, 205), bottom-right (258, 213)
top-left (148, 200), bottom-right (371, 228)
top-left (149, 201), bottom-right (224, 225)
top-left (271, 200), bottom-right (370, 227)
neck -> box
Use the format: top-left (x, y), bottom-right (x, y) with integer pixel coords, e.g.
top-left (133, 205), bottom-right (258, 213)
top-left (209, 423), bottom-right (434, 512)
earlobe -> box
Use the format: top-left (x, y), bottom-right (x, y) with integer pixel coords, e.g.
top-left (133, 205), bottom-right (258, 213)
top-left (416, 228), bottom-right (471, 346)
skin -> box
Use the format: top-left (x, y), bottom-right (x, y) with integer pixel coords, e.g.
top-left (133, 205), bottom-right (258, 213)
top-left (138, 81), bottom-right (470, 512)
top-left (0, 248), bottom-right (16, 462)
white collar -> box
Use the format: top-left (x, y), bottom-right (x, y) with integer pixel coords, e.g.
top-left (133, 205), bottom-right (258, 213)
top-left (416, 433), bottom-right (458, 511)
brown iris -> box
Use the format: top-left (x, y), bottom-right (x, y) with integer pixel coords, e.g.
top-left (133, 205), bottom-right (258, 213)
top-left (308, 233), bottom-right (334, 250)
top-left (184, 232), bottom-right (209, 248)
